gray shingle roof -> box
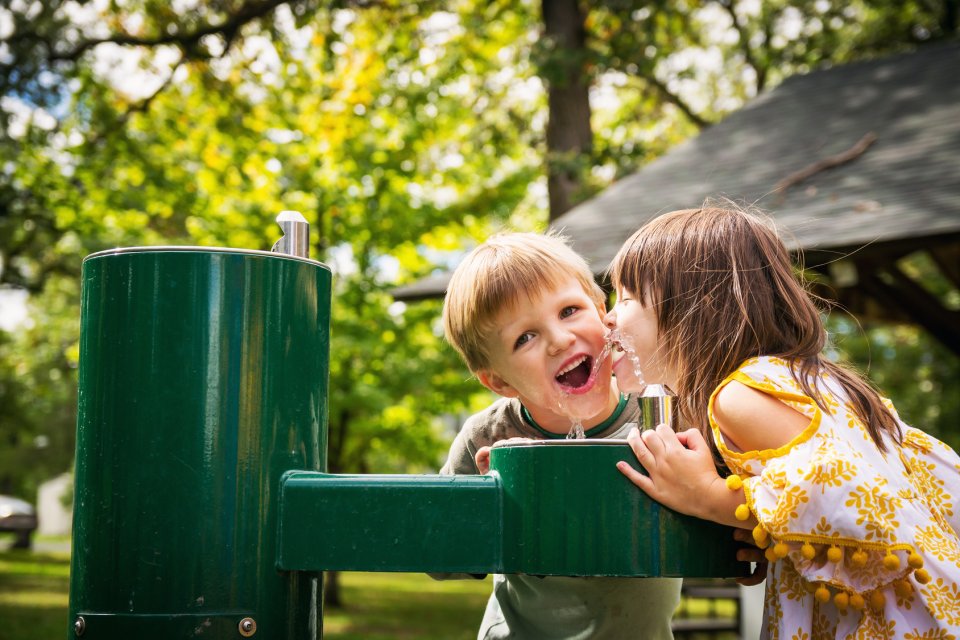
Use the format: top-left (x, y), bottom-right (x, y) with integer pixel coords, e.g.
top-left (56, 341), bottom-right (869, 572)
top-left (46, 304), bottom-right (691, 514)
top-left (553, 41), bottom-right (960, 270)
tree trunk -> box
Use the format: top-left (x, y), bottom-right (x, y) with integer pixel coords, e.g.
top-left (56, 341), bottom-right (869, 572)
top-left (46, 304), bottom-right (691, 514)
top-left (542, 0), bottom-right (593, 222)
top-left (323, 570), bottom-right (342, 608)
top-left (944, 0), bottom-right (959, 35)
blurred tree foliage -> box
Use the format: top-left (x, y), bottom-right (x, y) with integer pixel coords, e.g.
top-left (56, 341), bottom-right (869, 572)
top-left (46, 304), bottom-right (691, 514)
top-left (1, 0), bottom-right (957, 501)
top-left (826, 249), bottom-right (960, 450)
top-left (830, 318), bottom-right (960, 450)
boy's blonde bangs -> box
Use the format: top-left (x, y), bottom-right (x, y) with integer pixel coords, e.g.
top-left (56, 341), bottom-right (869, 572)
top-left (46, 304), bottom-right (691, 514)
top-left (443, 231), bottom-right (605, 372)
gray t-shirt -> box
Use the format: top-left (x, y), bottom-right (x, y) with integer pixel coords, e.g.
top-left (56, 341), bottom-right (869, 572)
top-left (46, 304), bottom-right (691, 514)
top-left (439, 394), bottom-right (681, 640)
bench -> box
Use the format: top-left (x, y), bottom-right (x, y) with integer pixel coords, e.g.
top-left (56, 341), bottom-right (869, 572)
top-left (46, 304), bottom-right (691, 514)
top-left (671, 579), bottom-right (741, 639)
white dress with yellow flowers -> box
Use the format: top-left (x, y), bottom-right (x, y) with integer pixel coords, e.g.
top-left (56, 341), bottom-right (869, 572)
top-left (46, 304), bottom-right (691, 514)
top-left (710, 356), bottom-right (960, 640)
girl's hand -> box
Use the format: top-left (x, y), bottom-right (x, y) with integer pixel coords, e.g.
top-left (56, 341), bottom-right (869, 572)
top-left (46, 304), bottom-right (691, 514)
top-left (616, 425), bottom-right (727, 521)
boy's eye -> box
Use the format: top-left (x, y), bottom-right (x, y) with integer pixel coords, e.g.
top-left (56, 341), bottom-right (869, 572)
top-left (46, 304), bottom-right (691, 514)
top-left (559, 305), bottom-right (578, 319)
top-left (513, 332), bottom-right (533, 350)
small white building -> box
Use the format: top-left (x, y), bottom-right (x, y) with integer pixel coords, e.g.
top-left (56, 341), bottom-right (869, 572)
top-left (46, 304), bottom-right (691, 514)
top-left (37, 472), bottom-right (73, 536)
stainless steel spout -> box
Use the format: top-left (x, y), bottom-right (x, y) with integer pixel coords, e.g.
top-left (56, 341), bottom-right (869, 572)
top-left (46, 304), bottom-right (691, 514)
top-left (638, 384), bottom-right (678, 431)
top-left (272, 210), bottom-right (310, 259)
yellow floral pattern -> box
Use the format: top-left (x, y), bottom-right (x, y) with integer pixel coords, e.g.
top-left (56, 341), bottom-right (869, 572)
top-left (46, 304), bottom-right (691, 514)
top-left (709, 357), bottom-right (960, 639)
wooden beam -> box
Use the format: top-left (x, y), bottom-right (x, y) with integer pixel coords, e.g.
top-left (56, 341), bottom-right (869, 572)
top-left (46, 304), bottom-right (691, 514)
top-left (857, 266), bottom-right (960, 356)
top-left (929, 245), bottom-right (960, 291)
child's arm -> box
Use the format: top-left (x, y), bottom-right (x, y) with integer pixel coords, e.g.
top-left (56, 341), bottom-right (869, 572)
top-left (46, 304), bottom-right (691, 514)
top-left (617, 425), bottom-right (755, 528)
top-left (712, 381), bottom-right (809, 452)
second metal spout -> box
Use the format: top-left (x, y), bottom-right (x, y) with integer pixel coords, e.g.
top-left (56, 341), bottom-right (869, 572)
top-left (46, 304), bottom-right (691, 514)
top-left (272, 210), bottom-right (310, 259)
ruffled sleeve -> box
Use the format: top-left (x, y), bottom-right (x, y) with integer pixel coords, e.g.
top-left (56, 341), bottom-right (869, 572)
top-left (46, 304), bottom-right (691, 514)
top-left (901, 426), bottom-right (960, 537)
top-left (709, 357), bottom-right (941, 599)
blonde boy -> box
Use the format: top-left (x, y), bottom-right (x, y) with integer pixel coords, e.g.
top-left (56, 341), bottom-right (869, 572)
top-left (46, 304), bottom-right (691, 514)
top-left (438, 231), bottom-right (681, 640)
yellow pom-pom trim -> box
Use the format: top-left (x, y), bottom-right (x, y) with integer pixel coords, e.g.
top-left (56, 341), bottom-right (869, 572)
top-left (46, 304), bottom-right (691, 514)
top-left (907, 552), bottom-right (923, 569)
top-left (869, 590), bottom-right (886, 611)
top-left (894, 579), bottom-right (913, 599)
top-left (725, 474), bottom-right (743, 490)
top-left (834, 592), bottom-right (849, 610)
top-left (773, 542), bottom-right (789, 559)
top-left (801, 542), bottom-right (816, 560)
top-left (764, 546), bottom-right (778, 563)
top-left (735, 504), bottom-right (751, 521)
top-left (850, 549), bottom-right (868, 568)
top-left (882, 552), bottom-right (900, 571)
top-left (752, 525), bottom-right (769, 548)
top-left (827, 546), bottom-right (843, 563)
top-left (914, 568), bottom-right (932, 584)
top-left (814, 585), bottom-right (831, 604)
top-left (850, 593), bottom-right (865, 610)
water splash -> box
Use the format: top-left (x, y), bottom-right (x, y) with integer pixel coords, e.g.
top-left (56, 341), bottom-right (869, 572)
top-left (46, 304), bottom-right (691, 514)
top-left (590, 339), bottom-right (614, 381)
top-left (566, 420), bottom-right (585, 439)
top-left (557, 390), bottom-right (586, 439)
top-left (607, 328), bottom-right (645, 385)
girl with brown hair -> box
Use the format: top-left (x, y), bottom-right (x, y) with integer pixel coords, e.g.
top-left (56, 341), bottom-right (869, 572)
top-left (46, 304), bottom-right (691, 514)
top-left (604, 204), bottom-right (960, 638)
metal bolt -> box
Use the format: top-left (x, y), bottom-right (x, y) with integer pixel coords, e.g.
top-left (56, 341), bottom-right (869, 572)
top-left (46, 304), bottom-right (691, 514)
top-left (238, 617), bottom-right (257, 637)
top-left (74, 617), bottom-right (86, 636)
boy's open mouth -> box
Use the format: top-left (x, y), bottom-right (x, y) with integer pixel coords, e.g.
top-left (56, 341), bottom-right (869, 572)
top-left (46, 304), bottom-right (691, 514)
top-left (555, 355), bottom-right (594, 391)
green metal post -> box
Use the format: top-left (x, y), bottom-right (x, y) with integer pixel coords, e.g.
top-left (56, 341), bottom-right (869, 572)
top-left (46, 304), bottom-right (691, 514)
top-left (68, 248), bottom-right (331, 639)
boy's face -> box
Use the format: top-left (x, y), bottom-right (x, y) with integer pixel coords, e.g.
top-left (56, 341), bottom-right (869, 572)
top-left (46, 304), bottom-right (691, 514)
top-left (604, 287), bottom-right (675, 391)
top-left (476, 277), bottom-right (617, 434)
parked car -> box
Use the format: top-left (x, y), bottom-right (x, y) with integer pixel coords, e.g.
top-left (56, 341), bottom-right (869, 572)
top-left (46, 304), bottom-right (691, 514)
top-left (0, 494), bottom-right (38, 549)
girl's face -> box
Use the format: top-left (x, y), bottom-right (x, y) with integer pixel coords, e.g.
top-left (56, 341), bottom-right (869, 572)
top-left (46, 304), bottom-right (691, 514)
top-left (604, 287), bottom-right (676, 392)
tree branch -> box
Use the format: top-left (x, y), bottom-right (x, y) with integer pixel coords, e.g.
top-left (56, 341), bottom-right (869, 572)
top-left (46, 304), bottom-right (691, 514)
top-left (83, 56), bottom-right (185, 148)
top-left (46, 0), bottom-right (300, 62)
top-left (773, 132), bottom-right (877, 197)
top-left (645, 75), bottom-right (712, 129)
top-left (714, 0), bottom-right (766, 91)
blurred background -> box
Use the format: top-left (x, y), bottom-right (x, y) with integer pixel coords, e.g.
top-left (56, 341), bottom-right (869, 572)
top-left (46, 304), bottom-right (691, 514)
top-left (1, 1), bottom-right (957, 638)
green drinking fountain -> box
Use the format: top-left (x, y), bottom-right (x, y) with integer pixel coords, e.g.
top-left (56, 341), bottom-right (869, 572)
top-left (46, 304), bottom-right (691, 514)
top-left (67, 214), bottom-right (747, 639)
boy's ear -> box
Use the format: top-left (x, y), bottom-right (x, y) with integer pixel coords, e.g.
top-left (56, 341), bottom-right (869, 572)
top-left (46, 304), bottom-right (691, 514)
top-left (476, 369), bottom-right (519, 398)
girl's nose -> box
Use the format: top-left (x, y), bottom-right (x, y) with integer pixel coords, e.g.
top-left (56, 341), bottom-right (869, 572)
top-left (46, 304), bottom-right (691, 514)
top-left (603, 308), bottom-right (616, 328)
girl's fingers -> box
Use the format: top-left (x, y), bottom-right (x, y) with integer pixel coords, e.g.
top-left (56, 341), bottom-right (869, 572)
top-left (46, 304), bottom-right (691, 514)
top-left (616, 460), bottom-right (653, 493)
top-left (676, 427), bottom-right (706, 450)
top-left (626, 427), bottom-right (652, 464)
top-left (640, 427), bottom-right (666, 458)
top-left (655, 423), bottom-right (685, 453)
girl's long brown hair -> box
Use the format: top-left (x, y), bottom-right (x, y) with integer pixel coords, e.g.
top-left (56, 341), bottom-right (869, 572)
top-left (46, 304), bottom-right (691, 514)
top-left (609, 204), bottom-right (901, 454)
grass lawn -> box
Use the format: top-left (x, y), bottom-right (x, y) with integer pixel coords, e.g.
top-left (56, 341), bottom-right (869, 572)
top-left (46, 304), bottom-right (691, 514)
top-left (0, 540), bottom-right (491, 640)
top-left (0, 538), bottom-right (739, 640)
top-left (0, 545), bottom-right (70, 640)
top-left (324, 572), bottom-right (491, 639)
